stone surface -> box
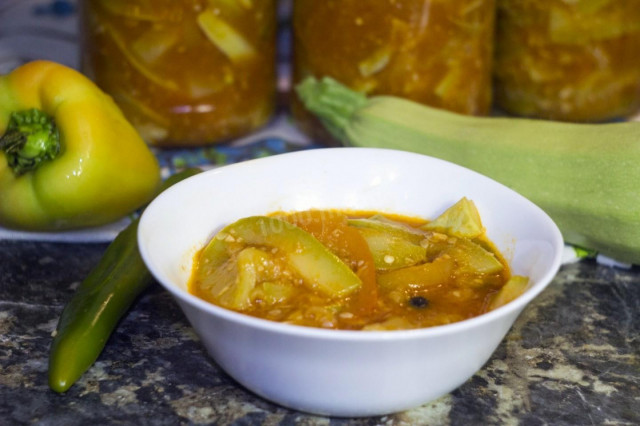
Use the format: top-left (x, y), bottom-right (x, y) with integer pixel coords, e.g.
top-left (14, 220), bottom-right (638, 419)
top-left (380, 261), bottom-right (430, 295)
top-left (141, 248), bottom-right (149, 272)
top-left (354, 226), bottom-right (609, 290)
top-left (0, 240), bottom-right (638, 425)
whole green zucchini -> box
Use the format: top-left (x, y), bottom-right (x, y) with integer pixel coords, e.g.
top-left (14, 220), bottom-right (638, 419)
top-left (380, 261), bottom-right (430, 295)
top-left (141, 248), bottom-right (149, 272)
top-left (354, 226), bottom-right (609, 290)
top-left (297, 77), bottom-right (640, 264)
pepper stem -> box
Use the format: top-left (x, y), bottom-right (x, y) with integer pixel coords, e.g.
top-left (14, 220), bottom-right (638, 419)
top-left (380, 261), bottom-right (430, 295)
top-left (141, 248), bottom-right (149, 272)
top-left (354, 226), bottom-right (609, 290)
top-left (0, 108), bottom-right (60, 175)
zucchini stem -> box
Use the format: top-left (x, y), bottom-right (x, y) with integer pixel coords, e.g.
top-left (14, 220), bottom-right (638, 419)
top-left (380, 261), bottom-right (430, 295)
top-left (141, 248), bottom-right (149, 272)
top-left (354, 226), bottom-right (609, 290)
top-left (295, 77), bottom-right (368, 141)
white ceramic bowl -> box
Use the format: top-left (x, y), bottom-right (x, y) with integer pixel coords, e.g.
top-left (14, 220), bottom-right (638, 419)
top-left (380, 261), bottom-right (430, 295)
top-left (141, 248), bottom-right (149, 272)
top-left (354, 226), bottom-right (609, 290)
top-left (138, 148), bottom-right (563, 417)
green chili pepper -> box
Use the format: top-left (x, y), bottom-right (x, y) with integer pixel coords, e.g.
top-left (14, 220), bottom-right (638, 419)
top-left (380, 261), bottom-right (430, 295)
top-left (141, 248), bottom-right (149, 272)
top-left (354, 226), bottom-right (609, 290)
top-left (48, 167), bottom-right (201, 393)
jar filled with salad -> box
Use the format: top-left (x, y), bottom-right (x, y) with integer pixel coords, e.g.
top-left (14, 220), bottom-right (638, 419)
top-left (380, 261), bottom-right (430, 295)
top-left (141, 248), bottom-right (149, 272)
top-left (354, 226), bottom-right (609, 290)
top-left (80, 0), bottom-right (277, 147)
top-left (494, 0), bottom-right (640, 122)
top-left (291, 0), bottom-right (497, 140)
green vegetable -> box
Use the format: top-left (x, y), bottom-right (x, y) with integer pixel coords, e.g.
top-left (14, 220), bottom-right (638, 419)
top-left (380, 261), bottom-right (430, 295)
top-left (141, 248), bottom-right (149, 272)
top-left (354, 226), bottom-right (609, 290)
top-left (131, 27), bottom-right (180, 64)
top-left (442, 239), bottom-right (504, 275)
top-left (348, 218), bottom-right (426, 271)
top-left (197, 8), bottom-right (256, 63)
top-left (48, 168), bottom-right (202, 393)
top-left (260, 281), bottom-right (295, 305)
top-left (422, 197), bottom-right (485, 239)
top-left (348, 216), bottom-right (424, 243)
top-left (358, 47), bottom-right (392, 78)
top-left (103, 22), bottom-right (179, 91)
top-left (196, 216), bottom-right (362, 298)
top-left (296, 77), bottom-right (640, 264)
top-left (489, 276), bottom-right (530, 310)
top-left (354, 226), bottom-right (426, 271)
top-left (202, 247), bottom-right (273, 310)
top-left (378, 255), bottom-right (454, 292)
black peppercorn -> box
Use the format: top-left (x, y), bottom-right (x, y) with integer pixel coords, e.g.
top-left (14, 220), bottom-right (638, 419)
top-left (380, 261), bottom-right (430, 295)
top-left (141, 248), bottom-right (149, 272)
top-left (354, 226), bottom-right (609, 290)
top-left (409, 296), bottom-right (429, 309)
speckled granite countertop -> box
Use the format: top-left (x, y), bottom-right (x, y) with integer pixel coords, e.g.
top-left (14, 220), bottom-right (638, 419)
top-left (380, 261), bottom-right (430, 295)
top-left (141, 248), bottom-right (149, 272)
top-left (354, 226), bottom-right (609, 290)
top-left (1, 240), bottom-right (638, 425)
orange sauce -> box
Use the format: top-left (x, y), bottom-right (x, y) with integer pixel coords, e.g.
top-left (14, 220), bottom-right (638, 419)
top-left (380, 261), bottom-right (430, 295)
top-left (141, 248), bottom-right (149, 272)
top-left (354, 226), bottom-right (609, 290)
top-left (189, 209), bottom-right (514, 331)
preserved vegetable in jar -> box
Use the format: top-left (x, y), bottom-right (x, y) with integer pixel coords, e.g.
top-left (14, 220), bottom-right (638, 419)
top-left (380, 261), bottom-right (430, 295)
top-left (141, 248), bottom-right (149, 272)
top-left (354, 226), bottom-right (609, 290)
top-left (494, 0), bottom-right (640, 122)
top-left (81, 0), bottom-right (277, 147)
top-left (292, 0), bottom-right (496, 140)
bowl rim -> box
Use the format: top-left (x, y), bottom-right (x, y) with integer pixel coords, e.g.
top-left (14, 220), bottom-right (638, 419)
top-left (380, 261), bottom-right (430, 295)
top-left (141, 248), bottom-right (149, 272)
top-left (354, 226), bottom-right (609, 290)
top-left (139, 147), bottom-right (564, 342)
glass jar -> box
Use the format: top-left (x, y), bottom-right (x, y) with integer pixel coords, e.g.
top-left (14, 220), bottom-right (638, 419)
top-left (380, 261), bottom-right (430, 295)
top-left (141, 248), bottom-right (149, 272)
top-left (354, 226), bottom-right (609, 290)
top-left (494, 0), bottom-right (640, 122)
top-left (80, 0), bottom-right (277, 147)
top-left (292, 0), bottom-right (496, 140)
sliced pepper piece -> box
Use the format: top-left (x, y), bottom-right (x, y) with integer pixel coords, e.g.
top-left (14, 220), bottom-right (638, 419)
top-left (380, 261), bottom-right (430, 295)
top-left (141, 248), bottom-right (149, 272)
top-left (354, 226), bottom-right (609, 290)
top-left (197, 216), bottom-right (362, 298)
top-left (0, 61), bottom-right (161, 231)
